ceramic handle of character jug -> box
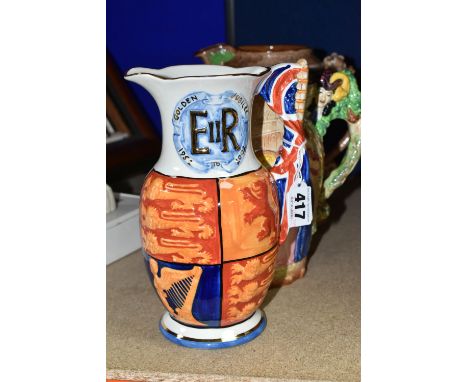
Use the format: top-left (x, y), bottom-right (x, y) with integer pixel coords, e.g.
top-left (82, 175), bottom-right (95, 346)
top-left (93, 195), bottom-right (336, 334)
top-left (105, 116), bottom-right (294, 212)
top-left (124, 64), bottom-right (289, 349)
top-left (316, 67), bottom-right (361, 201)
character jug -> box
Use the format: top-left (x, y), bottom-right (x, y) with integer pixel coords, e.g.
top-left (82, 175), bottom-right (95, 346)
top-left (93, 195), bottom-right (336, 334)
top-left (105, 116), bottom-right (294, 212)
top-left (197, 46), bottom-right (362, 286)
top-left (126, 63), bottom-right (309, 348)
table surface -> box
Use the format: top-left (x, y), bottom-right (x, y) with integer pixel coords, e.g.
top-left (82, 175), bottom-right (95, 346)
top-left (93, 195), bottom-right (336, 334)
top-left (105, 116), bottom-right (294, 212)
top-left (107, 184), bottom-right (360, 382)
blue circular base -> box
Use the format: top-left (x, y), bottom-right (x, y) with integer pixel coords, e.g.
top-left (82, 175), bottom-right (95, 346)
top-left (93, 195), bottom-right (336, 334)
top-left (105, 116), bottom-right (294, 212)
top-left (159, 314), bottom-right (267, 349)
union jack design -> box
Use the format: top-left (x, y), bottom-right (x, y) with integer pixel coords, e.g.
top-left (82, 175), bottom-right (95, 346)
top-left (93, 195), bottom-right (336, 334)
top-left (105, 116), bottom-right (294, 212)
top-left (259, 63), bottom-right (311, 244)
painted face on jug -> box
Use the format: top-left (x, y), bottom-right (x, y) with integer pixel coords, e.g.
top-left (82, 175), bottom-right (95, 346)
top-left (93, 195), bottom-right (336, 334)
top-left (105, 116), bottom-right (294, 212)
top-left (317, 88), bottom-right (333, 119)
top-left (172, 91), bottom-right (249, 174)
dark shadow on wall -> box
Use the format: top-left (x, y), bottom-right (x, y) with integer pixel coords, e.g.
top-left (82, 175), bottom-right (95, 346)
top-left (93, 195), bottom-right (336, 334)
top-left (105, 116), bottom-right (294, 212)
top-left (107, 0), bottom-right (227, 137)
top-left (231, 0), bottom-right (361, 69)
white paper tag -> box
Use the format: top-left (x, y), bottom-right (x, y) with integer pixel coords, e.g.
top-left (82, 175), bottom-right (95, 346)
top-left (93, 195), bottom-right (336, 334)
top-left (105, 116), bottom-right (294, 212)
top-left (287, 181), bottom-right (312, 228)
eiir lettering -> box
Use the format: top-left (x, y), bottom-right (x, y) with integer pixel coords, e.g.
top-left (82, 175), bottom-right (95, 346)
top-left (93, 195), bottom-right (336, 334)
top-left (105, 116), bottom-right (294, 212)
top-left (190, 108), bottom-right (241, 155)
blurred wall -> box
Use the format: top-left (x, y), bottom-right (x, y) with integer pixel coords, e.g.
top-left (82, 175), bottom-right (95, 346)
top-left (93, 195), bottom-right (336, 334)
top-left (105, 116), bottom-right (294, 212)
top-left (107, 0), bottom-right (226, 136)
top-left (107, 0), bottom-right (360, 137)
top-left (229, 0), bottom-right (361, 174)
top-left (232, 0), bottom-right (361, 69)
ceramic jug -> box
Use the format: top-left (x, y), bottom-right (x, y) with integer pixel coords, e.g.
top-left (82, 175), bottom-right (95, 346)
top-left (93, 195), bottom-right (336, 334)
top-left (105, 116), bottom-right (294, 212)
top-left (195, 43), bottom-right (322, 71)
top-left (196, 46), bottom-right (361, 286)
top-left (125, 63), bottom-right (308, 348)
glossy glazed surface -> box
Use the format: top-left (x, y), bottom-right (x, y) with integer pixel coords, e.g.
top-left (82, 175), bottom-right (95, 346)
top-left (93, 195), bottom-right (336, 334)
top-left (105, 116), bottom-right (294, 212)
top-left (159, 310), bottom-right (267, 349)
top-left (196, 43), bottom-right (321, 69)
top-left (126, 63), bottom-right (301, 344)
top-left (141, 168), bottom-right (278, 327)
top-left (195, 51), bottom-right (362, 286)
top-left (125, 65), bottom-right (269, 179)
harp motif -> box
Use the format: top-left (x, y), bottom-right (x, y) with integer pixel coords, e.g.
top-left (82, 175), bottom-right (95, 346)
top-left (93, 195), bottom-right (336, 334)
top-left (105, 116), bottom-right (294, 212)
top-left (149, 258), bottom-right (204, 326)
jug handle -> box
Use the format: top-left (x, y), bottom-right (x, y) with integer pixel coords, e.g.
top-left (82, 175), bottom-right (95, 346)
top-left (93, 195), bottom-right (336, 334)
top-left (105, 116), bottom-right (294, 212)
top-left (315, 68), bottom-right (361, 199)
top-left (258, 59), bottom-right (310, 245)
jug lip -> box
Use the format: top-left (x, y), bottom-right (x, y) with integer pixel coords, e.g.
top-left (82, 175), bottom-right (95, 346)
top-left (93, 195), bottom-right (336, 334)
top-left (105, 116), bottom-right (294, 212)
top-left (125, 65), bottom-right (270, 81)
top-left (237, 44), bottom-right (310, 52)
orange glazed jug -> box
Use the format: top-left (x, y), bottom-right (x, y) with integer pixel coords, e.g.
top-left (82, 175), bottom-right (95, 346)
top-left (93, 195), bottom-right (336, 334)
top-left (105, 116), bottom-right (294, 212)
top-left (125, 62), bottom-right (308, 348)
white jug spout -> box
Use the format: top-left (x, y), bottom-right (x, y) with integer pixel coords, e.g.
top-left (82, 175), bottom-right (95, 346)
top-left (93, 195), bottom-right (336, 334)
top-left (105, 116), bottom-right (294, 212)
top-left (124, 67), bottom-right (165, 101)
top-left (125, 67), bottom-right (177, 105)
top-left (125, 67), bottom-right (159, 81)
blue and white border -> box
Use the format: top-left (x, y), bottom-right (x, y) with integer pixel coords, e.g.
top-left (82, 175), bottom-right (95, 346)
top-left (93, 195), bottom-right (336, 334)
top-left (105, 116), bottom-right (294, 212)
top-left (159, 309), bottom-right (267, 349)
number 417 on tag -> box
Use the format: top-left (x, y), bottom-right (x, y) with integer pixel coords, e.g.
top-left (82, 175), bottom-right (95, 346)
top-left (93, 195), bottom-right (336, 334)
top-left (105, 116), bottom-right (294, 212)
top-left (287, 182), bottom-right (312, 228)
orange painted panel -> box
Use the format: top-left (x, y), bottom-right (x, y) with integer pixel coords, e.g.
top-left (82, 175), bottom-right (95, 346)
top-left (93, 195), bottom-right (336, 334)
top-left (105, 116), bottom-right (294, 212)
top-left (219, 168), bottom-right (279, 261)
top-left (221, 246), bottom-right (278, 326)
top-left (140, 171), bottom-right (221, 265)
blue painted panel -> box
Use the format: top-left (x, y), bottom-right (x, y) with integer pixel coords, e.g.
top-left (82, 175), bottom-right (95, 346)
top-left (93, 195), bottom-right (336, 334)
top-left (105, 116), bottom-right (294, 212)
top-left (275, 177), bottom-right (286, 222)
top-left (191, 265), bottom-right (221, 325)
top-left (143, 252), bottom-right (221, 326)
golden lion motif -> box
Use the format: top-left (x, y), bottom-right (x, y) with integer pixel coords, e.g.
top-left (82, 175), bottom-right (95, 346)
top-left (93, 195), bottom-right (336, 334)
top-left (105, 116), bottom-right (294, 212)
top-left (224, 248), bottom-right (277, 321)
top-left (141, 203), bottom-right (214, 240)
top-left (140, 173), bottom-right (220, 264)
top-left (227, 282), bottom-right (269, 305)
top-left (141, 229), bottom-right (213, 264)
top-left (143, 176), bottom-right (215, 213)
top-left (240, 180), bottom-right (276, 244)
top-left (230, 256), bottom-right (274, 285)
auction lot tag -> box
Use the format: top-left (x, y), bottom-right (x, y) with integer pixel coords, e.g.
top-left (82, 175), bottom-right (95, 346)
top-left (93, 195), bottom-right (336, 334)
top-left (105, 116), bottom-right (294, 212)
top-left (287, 181), bottom-right (312, 227)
